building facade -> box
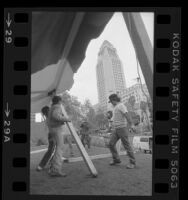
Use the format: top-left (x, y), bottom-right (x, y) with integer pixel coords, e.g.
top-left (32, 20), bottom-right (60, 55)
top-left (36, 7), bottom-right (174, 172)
top-left (120, 83), bottom-right (151, 122)
top-left (96, 40), bottom-right (126, 112)
top-left (121, 83), bottom-right (150, 105)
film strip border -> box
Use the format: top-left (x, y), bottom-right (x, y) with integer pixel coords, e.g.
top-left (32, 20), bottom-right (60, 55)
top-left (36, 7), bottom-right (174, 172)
top-left (3, 9), bottom-right (30, 199)
top-left (3, 8), bottom-right (181, 200)
top-left (153, 8), bottom-right (180, 199)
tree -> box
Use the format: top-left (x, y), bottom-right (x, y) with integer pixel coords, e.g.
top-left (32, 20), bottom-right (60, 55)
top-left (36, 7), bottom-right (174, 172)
top-left (61, 92), bottom-right (84, 129)
top-left (140, 101), bottom-right (147, 113)
top-left (126, 96), bottom-right (140, 126)
top-left (81, 99), bottom-right (92, 116)
top-left (128, 95), bottom-right (136, 110)
top-left (81, 99), bottom-right (97, 129)
top-left (140, 101), bottom-right (152, 132)
top-left (94, 108), bottom-right (108, 129)
top-left (61, 91), bottom-right (73, 115)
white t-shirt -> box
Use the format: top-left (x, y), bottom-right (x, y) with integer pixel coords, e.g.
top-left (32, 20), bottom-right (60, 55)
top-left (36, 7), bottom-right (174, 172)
top-left (112, 102), bottom-right (128, 128)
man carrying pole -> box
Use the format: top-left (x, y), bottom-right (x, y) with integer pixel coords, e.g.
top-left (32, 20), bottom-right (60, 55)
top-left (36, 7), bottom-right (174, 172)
top-left (47, 95), bottom-right (71, 177)
top-left (80, 121), bottom-right (91, 149)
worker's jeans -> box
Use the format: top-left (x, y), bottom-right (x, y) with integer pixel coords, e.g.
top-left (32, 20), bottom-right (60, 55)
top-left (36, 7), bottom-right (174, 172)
top-left (109, 127), bottom-right (136, 165)
top-left (38, 133), bottom-right (56, 168)
top-left (49, 128), bottom-right (64, 174)
top-left (81, 135), bottom-right (91, 148)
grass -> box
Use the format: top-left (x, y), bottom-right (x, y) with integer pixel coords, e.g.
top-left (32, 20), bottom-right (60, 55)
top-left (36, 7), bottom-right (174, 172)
top-left (30, 152), bottom-right (152, 195)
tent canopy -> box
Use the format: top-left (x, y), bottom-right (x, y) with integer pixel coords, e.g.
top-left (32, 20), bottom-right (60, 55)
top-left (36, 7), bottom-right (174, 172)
top-left (31, 12), bottom-right (113, 112)
top-left (32, 12), bottom-right (113, 75)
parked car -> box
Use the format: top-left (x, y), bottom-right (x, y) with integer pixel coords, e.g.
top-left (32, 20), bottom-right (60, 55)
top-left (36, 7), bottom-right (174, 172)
top-left (133, 136), bottom-right (152, 153)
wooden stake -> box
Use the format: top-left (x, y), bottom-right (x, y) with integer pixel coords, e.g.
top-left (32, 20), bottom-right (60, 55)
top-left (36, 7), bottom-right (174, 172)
top-left (61, 104), bottom-right (98, 177)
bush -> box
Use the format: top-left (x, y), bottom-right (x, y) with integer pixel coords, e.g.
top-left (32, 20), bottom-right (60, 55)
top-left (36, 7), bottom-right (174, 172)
top-left (90, 136), bottom-right (106, 148)
top-left (36, 138), bottom-right (47, 146)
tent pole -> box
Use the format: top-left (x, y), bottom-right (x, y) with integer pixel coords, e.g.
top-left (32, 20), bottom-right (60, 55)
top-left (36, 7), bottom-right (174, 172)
top-left (122, 12), bottom-right (153, 101)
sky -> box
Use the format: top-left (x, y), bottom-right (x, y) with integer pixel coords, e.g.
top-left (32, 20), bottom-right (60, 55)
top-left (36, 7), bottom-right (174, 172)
top-left (69, 12), bottom-right (154, 105)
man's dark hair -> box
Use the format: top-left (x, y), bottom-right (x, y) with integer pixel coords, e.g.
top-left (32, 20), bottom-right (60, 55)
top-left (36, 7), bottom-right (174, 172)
top-left (52, 95), bottom-right (62, 105)
top-left (80, 121), bottom-right (89, 130)
top-left (108, 94), bottom-right (121, 103)
top-left (41, 106), bottom-right (50, 117)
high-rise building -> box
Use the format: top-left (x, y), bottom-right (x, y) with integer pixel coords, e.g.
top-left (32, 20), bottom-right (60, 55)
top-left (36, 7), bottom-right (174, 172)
top-left (96, 40), bottom-right (126, 112)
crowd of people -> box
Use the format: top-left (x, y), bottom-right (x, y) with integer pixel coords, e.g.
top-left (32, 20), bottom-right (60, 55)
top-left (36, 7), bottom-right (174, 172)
top-left (36, 93), bottom-right (137, 177)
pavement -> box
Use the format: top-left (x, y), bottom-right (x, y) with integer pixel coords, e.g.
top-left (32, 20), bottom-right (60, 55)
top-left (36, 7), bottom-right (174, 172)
top-left (30, 145), bottom-right (152, 195)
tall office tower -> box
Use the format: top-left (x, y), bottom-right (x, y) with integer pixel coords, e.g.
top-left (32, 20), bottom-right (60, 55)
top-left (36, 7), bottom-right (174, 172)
top-left (96, 40), bottom-right (126, 112)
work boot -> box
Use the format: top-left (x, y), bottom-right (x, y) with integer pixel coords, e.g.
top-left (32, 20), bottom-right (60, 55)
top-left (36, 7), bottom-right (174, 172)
top-left (36, 166), bottom-right (43, 172)
top-left (126, 163), bottom-right (136, 169)
top-left (109, 159), bottom-right (121, 165)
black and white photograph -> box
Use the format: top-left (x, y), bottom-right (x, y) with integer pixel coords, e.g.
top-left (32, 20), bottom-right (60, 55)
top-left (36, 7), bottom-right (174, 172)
top-left (30, 11), bottom-right (154, 195)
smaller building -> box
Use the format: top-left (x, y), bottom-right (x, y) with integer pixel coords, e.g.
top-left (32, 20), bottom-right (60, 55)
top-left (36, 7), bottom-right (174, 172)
top-left (121, 83), bottom-right (150, 105)
top-left (121, 83), bottom-right (152, 133)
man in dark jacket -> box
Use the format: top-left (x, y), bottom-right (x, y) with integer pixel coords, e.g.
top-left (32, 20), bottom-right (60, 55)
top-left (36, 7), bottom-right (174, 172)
top-left (36, 106), bottom-right (56, 171)
top-left (80, 122), bottom-right (91, 149)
